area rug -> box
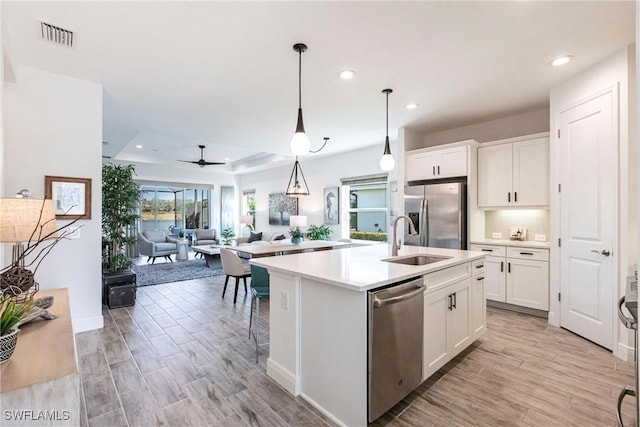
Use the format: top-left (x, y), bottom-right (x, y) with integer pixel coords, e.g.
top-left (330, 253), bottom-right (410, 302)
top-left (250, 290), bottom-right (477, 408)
top-left (132, 258), bottom-right (224, 287)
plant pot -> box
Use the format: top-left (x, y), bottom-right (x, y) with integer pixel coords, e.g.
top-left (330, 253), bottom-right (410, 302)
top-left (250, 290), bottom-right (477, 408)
top-left (0, 327), bottom-right (19, 364)
top-left (291, 236), bottom-right (303, 245)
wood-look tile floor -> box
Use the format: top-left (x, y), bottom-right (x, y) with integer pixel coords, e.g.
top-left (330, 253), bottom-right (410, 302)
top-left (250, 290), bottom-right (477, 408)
top-left (77, 274), bottom-right (637, 427)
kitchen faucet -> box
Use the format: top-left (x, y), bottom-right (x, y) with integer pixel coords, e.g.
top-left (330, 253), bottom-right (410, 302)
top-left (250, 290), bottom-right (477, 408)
top-left (392, 215), bottom-right (417, 256)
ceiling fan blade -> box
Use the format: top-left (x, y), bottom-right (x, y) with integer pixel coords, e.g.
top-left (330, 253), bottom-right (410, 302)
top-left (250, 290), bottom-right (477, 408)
top-left (202, 161), bottom-right (226, 165)
top-left (178, 160), bottom-right (201, 164)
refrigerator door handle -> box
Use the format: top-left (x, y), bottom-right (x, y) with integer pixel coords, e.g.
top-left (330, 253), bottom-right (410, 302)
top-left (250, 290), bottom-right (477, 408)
top-left (423, 200), bottom-right (429, 247)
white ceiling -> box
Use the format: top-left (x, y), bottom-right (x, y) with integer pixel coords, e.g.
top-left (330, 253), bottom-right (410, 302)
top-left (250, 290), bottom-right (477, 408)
top-left (2, 1), bottom-right (636, 174)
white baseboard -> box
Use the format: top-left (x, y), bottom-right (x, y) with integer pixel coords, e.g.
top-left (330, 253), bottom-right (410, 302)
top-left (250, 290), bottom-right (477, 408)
top-left (300, 393), bottom-right (350, 427)
top-left (73, 315), bottom-right (103, 333)
top-left (616, 342), bottom-right (635, 362)
top-left (266, 358), bottom-right (298, 395)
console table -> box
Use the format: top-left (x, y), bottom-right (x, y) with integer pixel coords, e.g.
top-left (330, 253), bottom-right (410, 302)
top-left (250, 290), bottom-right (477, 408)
top-left (0, 288), bottom-right (80, 426)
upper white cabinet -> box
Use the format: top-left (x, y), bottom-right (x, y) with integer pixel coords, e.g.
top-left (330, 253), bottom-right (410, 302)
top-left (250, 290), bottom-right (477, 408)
top-left (477, 135), bottom-right (549, 208)
top-left (406, 145), bottom-right (468, 182)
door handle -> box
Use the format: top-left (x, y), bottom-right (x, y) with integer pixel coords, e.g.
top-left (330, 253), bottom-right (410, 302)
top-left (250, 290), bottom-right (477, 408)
top-left (452, 292), bottom-right (457, 309)
top-left (477, 276), bottom-right (484, 281)
top-left (591, 249), bottom-right (611, 257)
top-left (514, 191), bottom-right (517, 202)
top-left (432, 166), bottom-right (436, 175)
top-left (447, 294), bottom-right (453, 311)
top-left (500, 261), bottom-right (504, 272)
top-left (507, 262), bottom-right (511, 273)
top-left (437, 165), bottom-right (440, 175)
top-left (508, 192), bottom-right (511, 202)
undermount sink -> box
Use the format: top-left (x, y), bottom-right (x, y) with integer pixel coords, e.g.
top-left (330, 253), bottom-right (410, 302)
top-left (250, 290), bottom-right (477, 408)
top-left (382, 254), bottom-right (452, 266)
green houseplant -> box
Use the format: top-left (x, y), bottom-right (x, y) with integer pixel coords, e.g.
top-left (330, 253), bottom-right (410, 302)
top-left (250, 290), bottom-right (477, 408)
top-left (221, 227), bottom-right (236, 245)
top-left (0, 294), bottom-right (33, 363)
top-left (289, 226), bottom-right (304, 245)
top-left (102, 164), bottom-right (141, 273)
top-left (306, 224), bottom-right (333, 241)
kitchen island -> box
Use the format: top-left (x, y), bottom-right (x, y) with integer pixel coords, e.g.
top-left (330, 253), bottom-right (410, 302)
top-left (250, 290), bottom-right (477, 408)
top-left (251, 244), bottom-right (486, 426)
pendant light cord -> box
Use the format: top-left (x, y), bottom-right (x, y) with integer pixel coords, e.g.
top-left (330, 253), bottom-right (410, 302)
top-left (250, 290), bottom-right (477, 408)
top-left (386, 91), bottom-right (389, 137)
top-left (298, 49), bottom-right (302, 109)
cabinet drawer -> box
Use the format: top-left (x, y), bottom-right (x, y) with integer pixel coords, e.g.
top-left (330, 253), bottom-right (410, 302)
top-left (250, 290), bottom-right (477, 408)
top-left (469, 244), bottom-right (506, 257)
top-left (471, 259), bottom-right (485, 276)
top-left (507, 247), bottom-right (549, 261)
top-left (423, 263), bottom-right (470, 293)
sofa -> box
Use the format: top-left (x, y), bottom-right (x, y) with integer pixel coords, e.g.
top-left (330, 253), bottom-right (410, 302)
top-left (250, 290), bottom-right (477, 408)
top-left (137, 230), bottom-right (179, 264)
top-left (193, 228), bottom-right (218, 246)
top-left (235, 230), bottom-right (287, 259)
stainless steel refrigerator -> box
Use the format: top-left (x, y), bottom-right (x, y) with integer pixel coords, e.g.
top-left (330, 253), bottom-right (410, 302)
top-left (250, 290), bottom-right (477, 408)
top-left (403, 180), bottom-right (467, 249)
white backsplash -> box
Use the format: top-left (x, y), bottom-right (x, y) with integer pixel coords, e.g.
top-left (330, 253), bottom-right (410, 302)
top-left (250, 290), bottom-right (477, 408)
top-left (484, 209), bottom-right (550, 242)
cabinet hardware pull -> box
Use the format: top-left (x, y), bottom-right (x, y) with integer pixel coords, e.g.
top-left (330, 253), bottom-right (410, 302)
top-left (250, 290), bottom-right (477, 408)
top-left (447, 294), bottom-right (452, 311)
top-left (433, 166), bottom-right (436, 175)
top-left (437, 165), bottom-right (440, 175)
top-left (452, 292), bottom-right (457, 309)
top-left (514, 192), bottom-right (517, 202)
top-left (508, 192), bottom-right (511, 202)
top-left (477, 276), bottom-right (484, 281)
top-left (508, 262), bottom-right (511, 273)
top-left (519, 252), bottom-right (534, 255)
top-left (481, 249), bottom-right (493, 252)
top-left (500, 261), bottom-right (504, 272)
top-left (475, 264), bottom-right (484, 268)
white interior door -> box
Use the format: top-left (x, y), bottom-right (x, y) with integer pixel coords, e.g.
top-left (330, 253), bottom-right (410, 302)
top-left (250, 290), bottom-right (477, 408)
top-left (558, 89), bottom-right (616, 350)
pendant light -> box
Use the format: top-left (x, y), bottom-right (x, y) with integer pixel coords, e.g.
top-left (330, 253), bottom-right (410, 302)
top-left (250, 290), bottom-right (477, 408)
top-left (285, 156), bottom-right (310, 197)
top-left (290, 43), bottom-right (311, 155)
top-left (379, 88), bottom-right (395, 171)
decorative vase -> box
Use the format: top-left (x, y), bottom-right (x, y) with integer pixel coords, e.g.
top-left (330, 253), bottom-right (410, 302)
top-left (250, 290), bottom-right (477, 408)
top-left (292, 236), bottom-right (303, 245)
top-left (0, 327), bottom-right (19, 364)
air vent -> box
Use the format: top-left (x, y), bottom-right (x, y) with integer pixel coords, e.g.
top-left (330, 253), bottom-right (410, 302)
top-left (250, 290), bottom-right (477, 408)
top-left (40, 21), bottom-right (74, 47)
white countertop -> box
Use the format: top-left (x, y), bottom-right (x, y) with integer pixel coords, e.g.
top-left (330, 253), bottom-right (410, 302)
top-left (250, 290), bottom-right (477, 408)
top-left (228, 239), bottom-right (351, 256)
top-left (470, 238), bottom-right (551, 248)
top-left (250, 244), bottom-right (485, 292)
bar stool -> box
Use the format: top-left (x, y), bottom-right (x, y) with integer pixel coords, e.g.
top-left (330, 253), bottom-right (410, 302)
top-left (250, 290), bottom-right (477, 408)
top-left (249, 264), bottom-right (270, 363)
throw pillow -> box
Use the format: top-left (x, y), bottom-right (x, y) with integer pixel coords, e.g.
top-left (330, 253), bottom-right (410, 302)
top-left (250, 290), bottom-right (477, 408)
top-left (272, 234), bottom-right (286, 241)
top-left (248, 232), bottom-right (263, 243)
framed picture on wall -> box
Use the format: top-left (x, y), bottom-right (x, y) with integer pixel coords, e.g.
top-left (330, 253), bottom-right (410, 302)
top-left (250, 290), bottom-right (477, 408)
top-left (324, 186), bottom-right (339, 225)
top-left (268, 193), bottom-right (298, 226)
top-left (45, 175), bottom-right (92, 219)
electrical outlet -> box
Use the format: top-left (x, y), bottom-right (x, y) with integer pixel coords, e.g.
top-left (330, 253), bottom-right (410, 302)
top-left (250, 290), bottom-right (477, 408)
top-left (534, 234), bottom-right (546, 241)
top-left (491, 232), bottom-right (502, 239)
top-left (280, 292), bottom-right (289, 310)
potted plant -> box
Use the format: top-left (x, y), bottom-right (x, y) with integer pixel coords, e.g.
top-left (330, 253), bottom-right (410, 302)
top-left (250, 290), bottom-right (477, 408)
top-left (306, 224), bottom-right (333, 241)
top-left (0, 294), bottom-right (33, 363)
top-left (221, 227), bottom-right (236, 245)
top-left (178, 230), bottom-right (185, 239)
top-left (102, 164), bottom-right (141, 307)
top-left (290, 226), bottom-right (304, 245)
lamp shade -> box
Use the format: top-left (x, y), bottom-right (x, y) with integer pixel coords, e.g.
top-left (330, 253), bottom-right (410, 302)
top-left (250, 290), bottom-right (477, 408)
top-left (0, 199), bottom-right (58, 243)
top-left (289, 215), bottom-right (308, 227)
top-left (240, 215), bottom-right (253, 225)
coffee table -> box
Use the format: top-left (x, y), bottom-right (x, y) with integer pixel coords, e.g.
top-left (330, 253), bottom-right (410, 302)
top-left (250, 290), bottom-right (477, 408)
top-left (191, 245), bottom-right (222, 268)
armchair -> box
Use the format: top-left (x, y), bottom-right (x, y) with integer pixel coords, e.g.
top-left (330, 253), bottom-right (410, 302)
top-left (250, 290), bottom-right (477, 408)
top-left (137, 230), bottom-right (179, 264)
top-left (193, 228), bottom-right (218, 246)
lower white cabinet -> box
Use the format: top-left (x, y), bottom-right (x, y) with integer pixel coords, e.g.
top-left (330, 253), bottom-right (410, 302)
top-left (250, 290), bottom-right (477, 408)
top-left (470, 259), bottom-right (486, 336)
top-left (470, 243), bottom-right (549, 311)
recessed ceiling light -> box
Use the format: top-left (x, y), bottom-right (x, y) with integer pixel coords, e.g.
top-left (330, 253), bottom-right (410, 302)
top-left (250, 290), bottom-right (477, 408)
top-left (339, 70), bottom-right (355, 80)
top-left (135, 144), bottom-right (143, 149)
top-left (224, 157), bottom-right (230, 162)
top-left (550, 55), bottom-right (573, 67)
top-left (406, 103), bottom-right (419, 110)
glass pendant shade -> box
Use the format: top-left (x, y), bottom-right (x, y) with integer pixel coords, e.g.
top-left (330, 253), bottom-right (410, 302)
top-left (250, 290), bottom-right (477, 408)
top-left (285, 157), bottom-right (310, 197)
top-left (290, 109), bottom-right (311, 155)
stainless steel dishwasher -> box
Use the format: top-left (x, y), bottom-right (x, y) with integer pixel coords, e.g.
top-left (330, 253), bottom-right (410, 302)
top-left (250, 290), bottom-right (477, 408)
top-left (368, 277), bottom-right (425, 422)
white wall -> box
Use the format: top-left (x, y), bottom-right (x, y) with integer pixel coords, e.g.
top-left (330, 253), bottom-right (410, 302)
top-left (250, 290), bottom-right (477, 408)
top-left (549, 45), bottom-right (635, 359)
top-left (238, 143), bottom-right (397, 239)
top-left (4, 65), bottom-right (103, 333)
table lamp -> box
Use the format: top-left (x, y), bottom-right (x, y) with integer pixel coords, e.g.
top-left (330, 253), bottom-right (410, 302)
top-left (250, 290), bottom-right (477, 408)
top-left (289, 215), bottom-right (308, 228)
top-left (240, 214), bottom-right (254, 235)
top-left (0, 198), bottom-right (58, 268)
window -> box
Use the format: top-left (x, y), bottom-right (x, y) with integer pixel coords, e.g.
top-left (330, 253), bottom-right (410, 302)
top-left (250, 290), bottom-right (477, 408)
top-left (242, 190), bottom-right (256, 229)
top-left (139, 185), bottom-right (210, 233)
top-left (341, 175), bottom-right (388, 242)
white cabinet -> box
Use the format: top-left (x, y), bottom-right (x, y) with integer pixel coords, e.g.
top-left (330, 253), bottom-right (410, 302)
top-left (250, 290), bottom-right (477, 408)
top-left (422, 260), bottom-right (482, 381)
top-left (470, 243), bottom-right (549, 311)
top-left (406, 145), bottom-right (467, 182)
top-left (477, 136), bottom-right (549, 207)
top-left (470, 259), bottom-right (486, 337)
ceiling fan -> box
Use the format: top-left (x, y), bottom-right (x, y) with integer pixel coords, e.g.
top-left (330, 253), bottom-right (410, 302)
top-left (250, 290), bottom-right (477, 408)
top-left (178, 144), bottom-right (225, 167)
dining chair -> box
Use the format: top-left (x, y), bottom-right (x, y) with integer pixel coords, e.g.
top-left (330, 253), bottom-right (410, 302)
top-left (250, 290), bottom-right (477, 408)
top-left (220, 248), bottom-right (250, 304)
top-left (249, 264), bottom-right (270, 363)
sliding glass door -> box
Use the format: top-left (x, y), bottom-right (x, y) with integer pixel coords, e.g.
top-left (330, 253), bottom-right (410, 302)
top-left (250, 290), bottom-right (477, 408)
top-left (140, 185), bottom-right (210, 233)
